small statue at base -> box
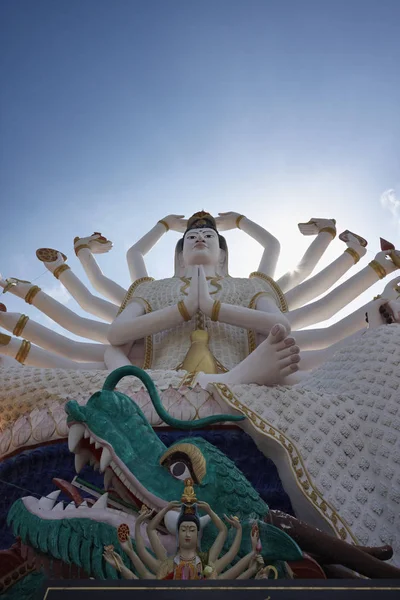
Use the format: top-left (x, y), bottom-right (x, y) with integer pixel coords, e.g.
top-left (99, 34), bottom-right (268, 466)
top-left (103, 482), bottom-right (261, 580)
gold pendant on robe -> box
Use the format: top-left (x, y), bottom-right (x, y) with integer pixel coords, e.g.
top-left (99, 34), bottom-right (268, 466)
top-left (181, 330), bottom-right (218, 375)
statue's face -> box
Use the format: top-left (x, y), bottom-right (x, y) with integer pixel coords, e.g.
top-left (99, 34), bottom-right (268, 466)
top-left (182, 228), bottom-right (221, 267)
top-left (178, 521), bottom-right (198, 550)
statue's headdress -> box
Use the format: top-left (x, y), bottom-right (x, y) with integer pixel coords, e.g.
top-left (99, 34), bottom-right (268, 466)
top-left (185, 211), bottom-right (217, 234)
top-left (177, 503), bottom-right (201, 532)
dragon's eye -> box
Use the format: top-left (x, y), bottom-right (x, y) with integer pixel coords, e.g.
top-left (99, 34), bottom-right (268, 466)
top-left (169, 461), bottom-right (192, 481)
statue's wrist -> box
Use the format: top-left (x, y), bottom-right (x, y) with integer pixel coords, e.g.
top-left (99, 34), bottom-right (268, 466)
top-left (177, 300), bottom-right (191, 321)
top-left (158, 219), bottom-right (169, 232)
top-left (211, 300), bottom-right (221, 321)
top-left (236, 215), bottom-right (245, 229)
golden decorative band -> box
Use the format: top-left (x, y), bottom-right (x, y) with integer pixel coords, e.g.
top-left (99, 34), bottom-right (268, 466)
top-left (236, 215), bottom-right (245, 229)
top-left (53, 264), bottom-right (70, 279)
top-left (24, 286), bottom-right (41, 305)
top-left (74, 244), bottom-right (90, 256)
top-left (369, 260), bottom-right (386, 280)
top-left (319, 226), bottom-right (336, 239)
top-left (0, 333), bottom-right (11, 346)
top-left (345, 247), bottom-right (360, 264)
top-left (15, 339), bottom-right (31, 364)
top-left (373, 294), bottom-right (382, 301)
top-left (211, 300), bottom-right (221, 322)
top-left (158, 219), bottom-right (169, 232)
top-left (249, 272), bottom-right (288, 312)
top-left (13, 315), bottom-right (29, 337)
top-left (177, 300), bottom-right (191, 322)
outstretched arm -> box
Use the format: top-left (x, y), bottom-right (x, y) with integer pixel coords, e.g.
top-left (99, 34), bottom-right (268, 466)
top-left (197, 501), bottom-right (227, 564)
top-left (40, 250), bottom-right (119, 321)
top-left (126, 215), bottom-right (187, 281)
top-left (0, 277), bottom-right (109, 343)
top-left (74, 234), bottom-right (127, 305)
top-left (276, 218), bottom-right (337, 293)
top-left (288, 251), bottom-right (399, 330)
top-left (108, 269), bottom-right (199, 345)
top-left (134, 509), bottom-right (162, 574)
top-left (146, 501), bottom-right (181, 561)
top-left (215, 212), bottom-right (280, 277)
top-left (103, 548), bottom-right (138, 579)
top-left (198, 267), bottom-right (290, 335)
top-left (286, 233), bottom-right (368, 310)
top-left (214, 516), bottom-right (242, 575)
top-left (118, 536), bottom-right (156, 579)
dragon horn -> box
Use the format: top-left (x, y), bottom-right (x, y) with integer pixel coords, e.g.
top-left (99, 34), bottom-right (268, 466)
top-left (102, 366), bottom-right (245, 429)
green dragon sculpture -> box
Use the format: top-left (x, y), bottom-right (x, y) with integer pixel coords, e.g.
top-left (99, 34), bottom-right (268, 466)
top-left (7, 367), bottom-right (399, 582)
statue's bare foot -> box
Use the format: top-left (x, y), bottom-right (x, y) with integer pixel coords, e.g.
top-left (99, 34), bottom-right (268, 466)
top-left (198, 324), bottom-right (300, 387)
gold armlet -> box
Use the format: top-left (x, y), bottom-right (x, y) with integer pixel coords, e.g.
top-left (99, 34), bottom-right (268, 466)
top-left (15, 339), bottom-right (31, 364)
top-left (53, 264), bottom-right (70, 279)
top-left (24, 286), bottom-right (41, 305)
top-left (236, 215), bottom-right (245, 229)
top-left (158, 219), bottom-right (170, 232)
top-left (13, 315), bottom-right (29, 337)
top-left (319, 226), bottom-right (336, 239)
top-left (369, 260), bottom-right (387, 280)
top-left (211, 300), bottom-right (221, 322)
top-left (177, 300), bottom-right (191, 321)
top-left (345, 247), bottom-right (360, 264)
top-left (74, 244), bottom-right (90, 256)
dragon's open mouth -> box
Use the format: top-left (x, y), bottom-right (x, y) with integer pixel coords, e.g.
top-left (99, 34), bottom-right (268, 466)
top-left (68, 423), bottom-right (168, 513)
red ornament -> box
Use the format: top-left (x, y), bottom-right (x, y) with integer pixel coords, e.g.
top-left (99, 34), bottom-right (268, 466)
top-left (380, 238), bottom-right (395, 251)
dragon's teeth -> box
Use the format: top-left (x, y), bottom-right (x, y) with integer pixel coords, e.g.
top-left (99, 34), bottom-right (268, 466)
top-left (92, 493), bottom-right (109, 510)
top-left (100, 447), bottom-right (112, 473)
top-left (75, 450), bottom-right (91, 474)
top-left (84, 429), bottom-right (89, 439)
top-left (53, 501), bottom-right (64, 511)
top-left (89, 436), bottom-right (95, 445)
top-left (38, 490), bottom-right (61, 510)
top-left (65, 501), bottom-right (76, 511)
top-left (104, 469), bottom-right (113, 490)
top-left (95, 441), bottom-right (101, 450)
top-left (78, 501), bottom-right (89, 509)
top-left (68, 424), bottom-right (85, 453)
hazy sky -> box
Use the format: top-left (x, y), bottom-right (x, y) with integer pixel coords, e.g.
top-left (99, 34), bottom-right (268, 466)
top-left (1, 0), bottom-right (400, 339)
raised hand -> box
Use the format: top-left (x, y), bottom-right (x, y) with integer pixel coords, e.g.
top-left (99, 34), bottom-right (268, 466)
top-left (166, 500), bottom-right (182, 510)
top-left (103, 547), bottom-right (124, 572)
top-left (215, 212), bottom-right (244, 232)
top-left (198, 266), bottom-right (213, 316)
top-left (196, 500), bottom-right (212, 514)
top-left (74, 233), bottom-right (113, 254)
top-left (161, 215), bottom-right (187, 233)
top-left (137, 506), bottom-right (154, 523)
top-left (223, 514), bottom-right (241, 529)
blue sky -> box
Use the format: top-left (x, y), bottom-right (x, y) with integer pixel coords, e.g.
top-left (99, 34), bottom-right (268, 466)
top-left (1, 0), bottom-right (400, 337)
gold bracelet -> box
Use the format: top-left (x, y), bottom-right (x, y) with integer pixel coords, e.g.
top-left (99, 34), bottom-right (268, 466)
top-left (158, 219), bottom-right (169, 232)
top-left (0, 333), bottom-right (11, 346)
top-left (319, 226), bottom-right (336, 239)
top-left (369, 260), bottom-right (386, 280)
top-left (53, 264), bottom-right (70, 279)
top-left (373, 294), bottom-right (382, 301)
top-left (236, 215), bottom-right (245, 229)
top-left (74, 244), bottom-right (90, 256)
top-left (211, 300), bottom-right (221, 322)
top-left (345, 247), bottom-right (360, 264)
top-left (13, 315), bottom-right (29, 337)
top-left (177, 300), bottom-right (191, 321)
top-left (24, 286), bottom-right (41, 305)
top-left (15, 339), bottom-right (31, 364)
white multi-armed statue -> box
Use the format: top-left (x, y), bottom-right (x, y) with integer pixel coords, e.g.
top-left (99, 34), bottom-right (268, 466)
top-left (1, 211), bottom-right (400, 564)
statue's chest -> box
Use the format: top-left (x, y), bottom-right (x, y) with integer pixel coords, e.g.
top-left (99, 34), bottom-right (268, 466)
top-left (133, 277), bottom-right (271, 310)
